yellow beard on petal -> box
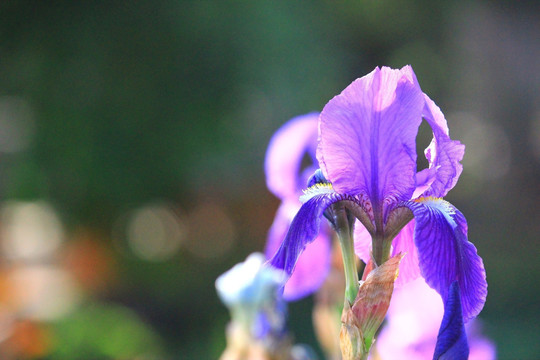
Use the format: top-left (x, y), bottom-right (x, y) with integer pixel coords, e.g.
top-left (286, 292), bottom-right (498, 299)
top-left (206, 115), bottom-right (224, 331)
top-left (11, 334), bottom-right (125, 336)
top-left (299, 182), bottom-right (334, 203)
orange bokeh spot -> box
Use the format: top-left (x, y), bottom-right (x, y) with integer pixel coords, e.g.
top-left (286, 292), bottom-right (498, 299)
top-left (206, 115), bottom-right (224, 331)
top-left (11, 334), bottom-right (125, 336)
top-left (8, 320), bottom-right (52, 358)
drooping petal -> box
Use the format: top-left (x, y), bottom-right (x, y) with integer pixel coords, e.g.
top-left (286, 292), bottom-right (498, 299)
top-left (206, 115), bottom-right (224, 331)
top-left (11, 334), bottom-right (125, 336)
top-left (269, 192), bottom-right (341, 280)
top-left (433, 281), bottom-right (469, 360)
top-left (265, 201), bottom-right (331, 301)
top-left (265, 113), bottom-right (319, 200)
top-left (282, 234), bottom-right (330, 301)
top-left (317, 66), bottom-right (425, 223)
top-left (405, 198), bottom-right (487, 321)
top-left (420, 95), bottom-right (465, 198)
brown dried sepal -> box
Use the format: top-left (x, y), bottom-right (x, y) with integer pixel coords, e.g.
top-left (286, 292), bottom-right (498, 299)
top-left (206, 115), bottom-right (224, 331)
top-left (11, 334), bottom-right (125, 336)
top-left (339, 253), bottom-right (404, 360)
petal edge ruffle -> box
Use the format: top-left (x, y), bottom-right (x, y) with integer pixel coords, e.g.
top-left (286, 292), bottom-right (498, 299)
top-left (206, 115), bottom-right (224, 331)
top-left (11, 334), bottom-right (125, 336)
top-left (421, 95), bottom-right (465, 198)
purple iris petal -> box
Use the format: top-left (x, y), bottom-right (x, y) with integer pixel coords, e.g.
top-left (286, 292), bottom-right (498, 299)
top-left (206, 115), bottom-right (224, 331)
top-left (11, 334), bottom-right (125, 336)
top-left (433, 281), bottom-right (469, 360)
top-left (413, 167), bottom-right (437, 199)
top-left (265, 113), bottom-right (319, 200)
top-left (406, 198), bottom-right (487, 321)
top-left (420, 95), bottom-right (465, 198)
top-left (317, 66), bottom-right (425, 222)
top-left (265, 201), bottom-right (331, 300)
top-left (269, 193), bottom-right (340, 278)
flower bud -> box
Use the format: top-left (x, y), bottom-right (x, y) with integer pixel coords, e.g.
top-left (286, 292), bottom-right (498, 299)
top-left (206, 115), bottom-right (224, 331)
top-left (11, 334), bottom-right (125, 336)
top-left (339, 253), bottom-right (404, 359)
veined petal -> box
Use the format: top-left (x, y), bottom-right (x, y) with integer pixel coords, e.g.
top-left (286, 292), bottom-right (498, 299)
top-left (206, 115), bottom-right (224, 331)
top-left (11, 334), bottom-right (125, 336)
top-left (269, 192), bottom-right (341, 281)
top-left (406, 198), bottom-right (487, 321)
top-left (421, 95), bottom-right (465, 198)
top-left (413, 167), bottom-right (437, 199)
top-left (265, 201), bottom-right (331, 301)
top-left (265, 113), bottom-right (319, 200)
top-left (318, 66), bottom-right (424, 223)
top-left (433, 281), bottom-right (469, 360)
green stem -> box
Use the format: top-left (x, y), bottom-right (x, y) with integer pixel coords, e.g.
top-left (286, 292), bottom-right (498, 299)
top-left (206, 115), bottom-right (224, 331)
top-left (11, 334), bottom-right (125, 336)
top-left (372, 233), bottom-right (392, 266)
top-left (332, 204), bottom-right (359, 305)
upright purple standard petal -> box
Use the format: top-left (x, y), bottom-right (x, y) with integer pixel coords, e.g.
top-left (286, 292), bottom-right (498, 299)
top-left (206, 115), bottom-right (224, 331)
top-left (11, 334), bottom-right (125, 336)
top-left (433, 281), bottom-right (469, 360)
top-left (405, 198), bottom-right (487, 321)
top-left (265, 113), bottom-right (319, 200)
top-left (317, 66), bottom-right (425, 224)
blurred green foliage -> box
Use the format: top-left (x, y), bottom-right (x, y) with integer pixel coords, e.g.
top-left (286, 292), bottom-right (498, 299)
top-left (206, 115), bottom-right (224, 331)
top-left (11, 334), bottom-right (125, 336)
top-left (49, 302), bottom-right (164, 360)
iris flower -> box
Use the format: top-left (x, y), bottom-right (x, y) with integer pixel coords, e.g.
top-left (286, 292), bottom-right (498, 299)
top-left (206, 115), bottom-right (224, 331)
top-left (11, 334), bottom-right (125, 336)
top-left (269, 66), bottom-right (487, 321)
top-left (264, 113), bottom-right (331, 300)
top-left (216, 253), bottom-right (287, 338)
top-left (216, 253), bottom-right (319, 360)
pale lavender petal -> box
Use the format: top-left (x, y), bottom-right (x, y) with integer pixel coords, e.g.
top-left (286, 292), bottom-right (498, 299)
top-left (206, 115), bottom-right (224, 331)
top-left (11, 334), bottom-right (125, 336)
top-left (317, 66), bottom-right (424, 224)
top-left (376, 278), bottom-right (495, 360)
top-left (386, 277), bottom-right (443, 329)
top-left (469, 341), bottom-right (497, 360)
top-left (390, 221), bottom-right (421, 287)
top-left (269, 192), bottom-right (340, 283)
top-left (353, 220), bottom-right (371, 264)
top-left (406, 198), bottom-right (487, 322)
top-left (265, 201), bottom-right (331, 301)
top-left (265, 113), bottom-right (319, 200)
top-left (376, 278), bottom-right (443, 359)
top-left (468, 326), bottom-right (497, 360)
top-left (420, 96), bottom-right (465, 198)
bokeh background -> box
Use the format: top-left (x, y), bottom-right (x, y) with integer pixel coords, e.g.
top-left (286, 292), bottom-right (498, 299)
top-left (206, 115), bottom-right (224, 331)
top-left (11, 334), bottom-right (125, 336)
top-left (0, 1), bottom-right (539, 359)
